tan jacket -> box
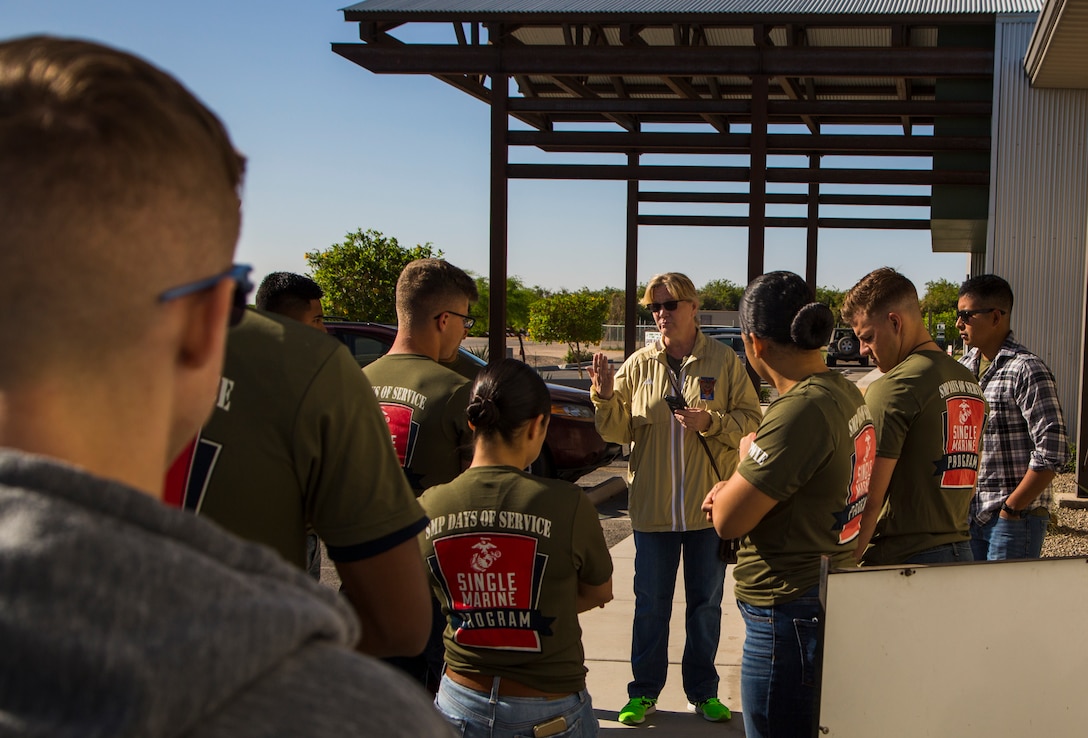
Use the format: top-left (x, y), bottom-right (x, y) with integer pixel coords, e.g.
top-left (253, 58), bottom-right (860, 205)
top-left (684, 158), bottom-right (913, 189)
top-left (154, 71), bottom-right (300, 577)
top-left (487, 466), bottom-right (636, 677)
top-left (591, 332), bottom-right (762, 532)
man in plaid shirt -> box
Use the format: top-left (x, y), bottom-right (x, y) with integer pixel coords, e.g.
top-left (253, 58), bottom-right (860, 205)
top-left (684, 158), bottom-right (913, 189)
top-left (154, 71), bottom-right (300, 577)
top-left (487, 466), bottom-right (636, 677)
top-left (957, 275), bottom-right (1070, 560)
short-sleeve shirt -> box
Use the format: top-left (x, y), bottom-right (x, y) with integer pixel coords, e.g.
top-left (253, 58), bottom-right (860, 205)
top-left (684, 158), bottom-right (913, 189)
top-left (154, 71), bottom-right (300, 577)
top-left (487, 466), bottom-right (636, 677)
top-left (862, 350), bottom-right (988, 565)
top-left (363, 354), bottom-right (473, 493)
top-left (418, 466), bottom-right (613, 694)
top-left (734, 372), bottom-right (874, 606)
top-left (169, 309), bottom-right (426, 569)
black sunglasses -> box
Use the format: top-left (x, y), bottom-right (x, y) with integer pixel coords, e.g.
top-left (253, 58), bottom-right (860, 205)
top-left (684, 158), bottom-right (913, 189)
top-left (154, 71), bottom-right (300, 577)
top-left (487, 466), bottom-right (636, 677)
top-left (955, 308), bottom-right (1005, 323)
top-left (159, 264), bottom-right (254, 326)
top-left (434, 309), bottom-right (476, 330)
top-left (649, 299), bottom-right (686, 313)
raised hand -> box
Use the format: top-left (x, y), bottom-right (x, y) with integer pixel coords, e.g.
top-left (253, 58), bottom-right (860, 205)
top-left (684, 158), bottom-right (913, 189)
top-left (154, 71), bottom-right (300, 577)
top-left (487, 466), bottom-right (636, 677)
top-left (588, 352), bottom-right (614, 399)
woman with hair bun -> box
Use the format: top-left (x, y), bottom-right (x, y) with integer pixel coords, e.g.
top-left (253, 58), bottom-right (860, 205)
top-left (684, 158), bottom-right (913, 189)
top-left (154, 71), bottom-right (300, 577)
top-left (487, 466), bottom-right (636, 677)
top-left (700, 271), bottom-right (875, 738)
top-left (419, 358), bottom-right (614, 738)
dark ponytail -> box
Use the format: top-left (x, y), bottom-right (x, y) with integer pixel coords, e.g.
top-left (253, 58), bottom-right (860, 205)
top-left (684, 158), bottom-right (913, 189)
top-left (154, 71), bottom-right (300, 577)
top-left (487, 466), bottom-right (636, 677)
top-left (466, 358), bottom-right (551, 443)
top-left (740, 271), bottom-right (834, 351)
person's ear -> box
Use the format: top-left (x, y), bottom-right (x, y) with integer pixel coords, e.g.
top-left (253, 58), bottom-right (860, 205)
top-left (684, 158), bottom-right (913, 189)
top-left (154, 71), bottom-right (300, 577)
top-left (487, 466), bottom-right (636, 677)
top-left (888, 312), bottom-right (901, 335)
top-left (176, 278), bottom-right (233, 370)
top-left (526, 413), bottom-right (548, 442)
top-left (747, 333), bottom-right (766, 359)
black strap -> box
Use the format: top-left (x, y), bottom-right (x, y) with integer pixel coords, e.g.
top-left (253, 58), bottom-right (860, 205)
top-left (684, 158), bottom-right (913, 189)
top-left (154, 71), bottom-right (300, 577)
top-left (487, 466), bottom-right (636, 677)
top-left (667, 363), bottom-right (739, 564)
top-left (665, 365), bottom-right (721, 481)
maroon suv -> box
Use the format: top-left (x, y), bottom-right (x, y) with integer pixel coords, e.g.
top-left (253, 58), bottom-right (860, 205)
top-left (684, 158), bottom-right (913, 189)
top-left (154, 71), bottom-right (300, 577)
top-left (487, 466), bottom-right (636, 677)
top-left (324, 321), bottom-right (623, 484)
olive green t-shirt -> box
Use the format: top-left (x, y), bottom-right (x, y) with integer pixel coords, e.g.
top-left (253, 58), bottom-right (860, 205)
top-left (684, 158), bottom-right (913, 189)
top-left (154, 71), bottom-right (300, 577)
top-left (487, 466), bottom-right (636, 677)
top-left (734, 372), bottom-right (875, 606)
top-left (362, 354), bottom-right (473, 493)
top-left (419, 466), bottom-right (613, 694)
top-left (861, 351), bottom-right (988, 565)
top-left (186, 310), bottom-right (426, 569)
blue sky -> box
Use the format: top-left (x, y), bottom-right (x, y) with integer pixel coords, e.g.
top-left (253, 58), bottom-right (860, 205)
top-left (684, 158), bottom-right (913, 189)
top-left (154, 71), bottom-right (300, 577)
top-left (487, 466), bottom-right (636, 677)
top-left (2, 0), bottom-right (971, 294)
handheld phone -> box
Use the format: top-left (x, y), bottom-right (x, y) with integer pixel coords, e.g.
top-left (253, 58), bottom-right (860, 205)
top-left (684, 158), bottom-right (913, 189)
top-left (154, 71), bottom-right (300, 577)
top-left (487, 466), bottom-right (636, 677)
top-left (533, 716), bottom-right (568, 737)
top-left (665, 394), bottom-right (686, 412)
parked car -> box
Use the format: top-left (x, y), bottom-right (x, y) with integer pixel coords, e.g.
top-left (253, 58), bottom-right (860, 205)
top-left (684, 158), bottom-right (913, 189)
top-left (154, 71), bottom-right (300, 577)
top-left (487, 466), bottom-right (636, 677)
top-left (701, 325), bottom-right (762, 393)
top-left (323, 321), bottom-right (623, 483)
top-left (826, 326), bottom-right (869, 367)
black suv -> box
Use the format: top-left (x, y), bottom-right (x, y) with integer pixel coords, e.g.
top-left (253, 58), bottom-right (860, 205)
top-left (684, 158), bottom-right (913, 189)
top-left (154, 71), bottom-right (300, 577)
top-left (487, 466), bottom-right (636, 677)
top-left (826, 326), bottom-right (869, 367)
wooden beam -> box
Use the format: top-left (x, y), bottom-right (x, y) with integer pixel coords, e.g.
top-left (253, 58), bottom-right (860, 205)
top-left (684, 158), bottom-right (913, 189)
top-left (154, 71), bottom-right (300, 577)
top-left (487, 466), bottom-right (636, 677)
top-left (661, 76), bottom-right (729, 133)
top-left (506, 98), bottom-right (991, 117)
top-left (625, 152), bottom-right (639, 358)
top-left (639, 215), bottom-right (931, 229)
top-left (749, 74), bottom-right (768, 282)
top-left (507, 163), bottom-right (987, 186)
top-left (550, 76), bottom-right (639, 131)
top-left (332, 43), bottom-right (995, 78)
top-left (488, 74), bottom-right (509, 365)
top-left (507, 130), bottom-right (990, 155)
top-left (806, 154), bottom-right (819, 290)
top-left (639, 191), bottom-right (931, 207)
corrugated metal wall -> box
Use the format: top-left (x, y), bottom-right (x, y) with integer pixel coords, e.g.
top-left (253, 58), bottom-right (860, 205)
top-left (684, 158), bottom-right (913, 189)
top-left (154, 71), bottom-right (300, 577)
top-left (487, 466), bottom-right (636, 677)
top-left (987, 14), bottom-right (1088, 434)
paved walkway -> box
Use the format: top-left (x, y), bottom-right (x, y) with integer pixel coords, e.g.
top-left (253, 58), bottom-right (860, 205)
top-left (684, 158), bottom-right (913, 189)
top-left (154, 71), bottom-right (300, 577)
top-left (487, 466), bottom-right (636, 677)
top-left (582, 534), bottom-right (748, 735)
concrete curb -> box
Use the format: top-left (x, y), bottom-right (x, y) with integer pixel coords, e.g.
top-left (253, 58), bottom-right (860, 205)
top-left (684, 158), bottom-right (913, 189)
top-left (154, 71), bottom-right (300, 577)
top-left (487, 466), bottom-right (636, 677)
top-left (1057, 492), bottom-right (1088, 509)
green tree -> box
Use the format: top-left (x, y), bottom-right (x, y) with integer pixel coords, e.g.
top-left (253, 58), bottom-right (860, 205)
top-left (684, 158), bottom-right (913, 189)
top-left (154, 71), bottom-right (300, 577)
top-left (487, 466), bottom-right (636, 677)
top-left (816, 286), bottom-right (847, 322)
top-left (920, 278), bottom-right (960, 336)
top-left (472, 275), bottom-right (543, 337)
top-left (605, 290), bottom-right (626, 325)
top-left (698, 279), bottom-right (744, 311)
top-left (603, 284), bottom-right (653, 325)
top-left (305, 228), bottom-right (440, 322)
top-left (930, 309), bottom-right (961, 348)
top-left (527, 291), bottom-right (610, 376)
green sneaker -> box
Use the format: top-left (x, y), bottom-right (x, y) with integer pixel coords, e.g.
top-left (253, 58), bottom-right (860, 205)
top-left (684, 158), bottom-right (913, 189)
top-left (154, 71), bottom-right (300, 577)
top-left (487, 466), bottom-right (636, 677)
top-left (618, 697), bottom-right (657, 725)
top-left (693, 697), bottom-right (732, 722)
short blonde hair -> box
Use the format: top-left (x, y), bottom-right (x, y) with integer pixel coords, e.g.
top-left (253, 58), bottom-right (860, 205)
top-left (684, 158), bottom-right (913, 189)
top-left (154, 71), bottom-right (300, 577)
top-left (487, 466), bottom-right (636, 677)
top-left (641, 272), bottom-right (699, 307)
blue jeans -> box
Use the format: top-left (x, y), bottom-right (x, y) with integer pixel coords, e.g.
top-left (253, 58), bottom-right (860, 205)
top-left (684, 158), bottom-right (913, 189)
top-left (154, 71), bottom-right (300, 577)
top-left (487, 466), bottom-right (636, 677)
top-left (435, 674), bottom-right (597, 738)
top-left (737, 587), bottom-right (822, 738)
top-left (903, 540), bottom-right (973, 565)
top-left (629, 528), bottom-right (726, 703)
top-left (971, 511), bottom-right (1049, 560)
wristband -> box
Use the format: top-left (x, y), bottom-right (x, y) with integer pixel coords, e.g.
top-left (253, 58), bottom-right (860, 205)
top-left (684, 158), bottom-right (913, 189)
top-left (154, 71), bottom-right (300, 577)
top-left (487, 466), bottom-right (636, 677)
top-left (1000, 501), bottom-right (1029, 519)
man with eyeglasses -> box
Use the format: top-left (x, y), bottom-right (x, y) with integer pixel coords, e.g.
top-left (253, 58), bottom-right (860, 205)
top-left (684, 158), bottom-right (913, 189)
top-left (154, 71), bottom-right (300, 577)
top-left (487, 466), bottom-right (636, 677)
top-left (0, 36), bottom-right (452, 737)
top-left (841, 268), bottom-right (988, 567)
top-left (957, 274), bottom-right (1069, 560)
top-left (362, 257), bottom-right (479, 691)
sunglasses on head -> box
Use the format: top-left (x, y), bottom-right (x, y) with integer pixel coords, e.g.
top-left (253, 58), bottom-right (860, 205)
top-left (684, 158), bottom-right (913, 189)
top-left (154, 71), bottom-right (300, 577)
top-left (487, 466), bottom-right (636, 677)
top-left (159, 264), bottom-right (254, 327)
top-left (649, 299), bottom-right (685, 313)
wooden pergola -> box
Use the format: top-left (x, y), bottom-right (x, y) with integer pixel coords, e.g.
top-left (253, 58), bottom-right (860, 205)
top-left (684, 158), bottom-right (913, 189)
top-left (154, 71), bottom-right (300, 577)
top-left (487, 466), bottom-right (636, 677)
top-left (334, 1), bottom-right (1007, 360)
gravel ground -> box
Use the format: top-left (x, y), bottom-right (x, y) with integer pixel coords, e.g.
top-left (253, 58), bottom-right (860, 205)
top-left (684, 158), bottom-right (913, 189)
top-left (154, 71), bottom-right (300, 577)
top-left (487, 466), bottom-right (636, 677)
top-left (1041, 472), bottom-right (1088, 558)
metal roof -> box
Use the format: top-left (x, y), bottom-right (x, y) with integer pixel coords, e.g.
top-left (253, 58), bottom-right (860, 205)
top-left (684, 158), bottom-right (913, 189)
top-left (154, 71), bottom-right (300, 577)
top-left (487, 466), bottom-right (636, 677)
top-left (334, 0), bottom-right (1038, 359)
top-left (1025, 0), bottom-right (1088, 87)
top-left (344, 0), bottom-right (1042, 15)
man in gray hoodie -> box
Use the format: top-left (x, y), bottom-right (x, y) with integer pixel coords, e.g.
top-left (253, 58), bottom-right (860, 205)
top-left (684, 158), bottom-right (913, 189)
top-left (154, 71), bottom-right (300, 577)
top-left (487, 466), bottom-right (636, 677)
top-left (0, 35), bottom-right (452, 737)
